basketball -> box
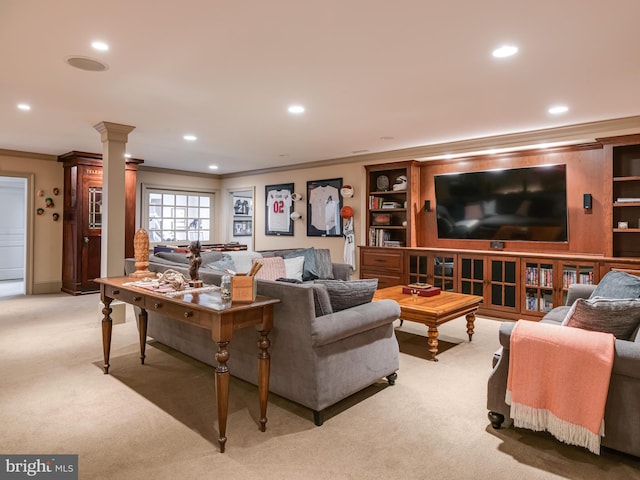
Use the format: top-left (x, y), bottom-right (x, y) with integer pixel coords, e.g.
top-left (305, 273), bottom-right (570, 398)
top-left (340, 205), bottom-right (354, 218)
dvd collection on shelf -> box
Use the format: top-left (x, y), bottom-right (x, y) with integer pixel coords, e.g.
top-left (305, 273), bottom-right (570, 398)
top-left (525, 289), bottom-right (554, 312)
top-left (524, 265), bottom-right (554, 287)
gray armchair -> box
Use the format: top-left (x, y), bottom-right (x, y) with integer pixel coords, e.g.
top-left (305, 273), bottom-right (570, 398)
top-left (487, 283), bottom-right (640, 457)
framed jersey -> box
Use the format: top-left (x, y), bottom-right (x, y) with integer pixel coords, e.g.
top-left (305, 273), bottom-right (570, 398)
top-left (265, 183), bottom-right (294, 236)
top-left (307, 178), bottom-right (343, 237)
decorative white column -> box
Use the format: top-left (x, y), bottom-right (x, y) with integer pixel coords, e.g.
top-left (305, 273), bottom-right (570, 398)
top-left (94, 121), bottom-right (135, 324)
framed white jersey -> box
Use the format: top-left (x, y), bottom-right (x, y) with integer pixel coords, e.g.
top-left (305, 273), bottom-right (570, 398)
top-left (265, 183), bottom-right (294, 235)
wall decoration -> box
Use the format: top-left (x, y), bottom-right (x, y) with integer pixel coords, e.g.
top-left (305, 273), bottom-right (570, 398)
top-left (233, 219), bottom-right (253, 236)
top-left (265, 183), bottom-right (294, 236)
top-left (232, 196), bottom-right (253, 216)
top-left (36, 207), bottom-right (44, 215)
top-left (52, 212), bottom-right (60, 221)
top-left (306, 178), bottom-right (343, 237)
top-left (53, 187), bottom-right (60, 196)
top-left (45, 197), bottom-right (54, 208)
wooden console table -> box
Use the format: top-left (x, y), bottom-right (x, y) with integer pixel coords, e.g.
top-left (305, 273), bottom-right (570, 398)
top-left (96, 276), bottom-right (280, 452)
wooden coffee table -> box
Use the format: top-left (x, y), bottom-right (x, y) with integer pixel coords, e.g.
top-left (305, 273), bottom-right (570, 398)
top-left (373, 286), bottom-right (483, 361)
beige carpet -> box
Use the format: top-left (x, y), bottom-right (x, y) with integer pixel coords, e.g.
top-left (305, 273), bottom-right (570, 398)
top-left (1, 292), bottom-right (639, 480)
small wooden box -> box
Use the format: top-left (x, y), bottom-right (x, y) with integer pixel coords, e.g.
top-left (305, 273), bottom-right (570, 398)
top-left (231, 274), bottom-right (256, 303)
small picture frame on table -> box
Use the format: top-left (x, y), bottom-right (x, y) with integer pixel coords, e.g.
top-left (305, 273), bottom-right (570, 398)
top-left (265, 183), bottom-right (294, 236)
top-left (306, 178), bottom-right (343, 237)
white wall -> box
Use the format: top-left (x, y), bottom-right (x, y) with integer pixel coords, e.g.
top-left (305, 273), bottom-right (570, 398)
top-left (0, 153), bottom-right (63, 293)
top-left (222, 161), bottom-right (368, 274)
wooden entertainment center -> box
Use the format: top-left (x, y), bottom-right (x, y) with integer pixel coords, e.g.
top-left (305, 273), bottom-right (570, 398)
top-left (360, 134), bottom-right (640, 320)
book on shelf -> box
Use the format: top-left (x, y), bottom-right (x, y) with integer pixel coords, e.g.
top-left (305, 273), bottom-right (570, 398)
top-left (381, 201), bottom-right (402, 209)
top-left (382, 240), bottom-right (404, 247)
top-left (368, 228), bottom-right (404, 247)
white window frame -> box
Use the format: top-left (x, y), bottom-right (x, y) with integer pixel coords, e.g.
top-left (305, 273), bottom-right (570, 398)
top-left (141, 184), bottom-right (215, 246)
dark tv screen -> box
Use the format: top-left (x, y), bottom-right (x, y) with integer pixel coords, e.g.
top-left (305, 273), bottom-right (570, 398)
top-left (434, 164), bottom-right (568, 242)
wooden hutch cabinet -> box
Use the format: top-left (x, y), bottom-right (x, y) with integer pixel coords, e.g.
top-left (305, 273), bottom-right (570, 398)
top-left (600, 134), bottom-right (640, 258)
top-left (58, 151), bottom-right (141, 294)
top-left (360, 161), bottom-right (420, 285)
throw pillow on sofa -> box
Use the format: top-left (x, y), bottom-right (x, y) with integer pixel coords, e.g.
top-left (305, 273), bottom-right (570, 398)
top-left (589, 270), bottom-right (640, 299)
top-left (156, 250), bottom-right (223, 265)
top-left (283, 255), bottom-right (305, 282)
top-left (205, 254), bottom-right (235, 273)
top-left (311, 283), bottom-right (333, 317)
top-left (253, 256), bottom-right (287, 281)
top-left (314, 249), bottom-right (334, 280)
top-left (283, 248), bottom-right (318, 281)
top-left (315, 279), bottom-right (378, 312)
top-left (562, 297), bottom-right (640, 340)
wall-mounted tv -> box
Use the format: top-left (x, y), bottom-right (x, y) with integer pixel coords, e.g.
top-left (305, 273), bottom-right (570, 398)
top-left (434, 164), bottom-right (568, 242)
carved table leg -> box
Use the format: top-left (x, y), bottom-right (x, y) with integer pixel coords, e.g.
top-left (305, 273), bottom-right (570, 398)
top-left (101, 297), bottom-right (113, 374)
top-left (257, 330), bottom-right (271, 432)
top-left (466, 312), bottom-right (476, 341)
top-left (138, 308), bottom-right (148, 365)
top-left (427, 325), bottom-right (439, 362)
top-left (215, 341), bottom-right (230, 453)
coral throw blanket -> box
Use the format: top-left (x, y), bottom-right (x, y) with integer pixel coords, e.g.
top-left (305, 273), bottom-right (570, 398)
top-left (506, 320), bottom-right (615, 454)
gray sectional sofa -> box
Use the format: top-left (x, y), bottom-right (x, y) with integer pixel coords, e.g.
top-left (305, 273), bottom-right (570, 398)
top-left (487, 281), bottom-right (640, 457)
top-left (124, 248), bottom-right (401, 426)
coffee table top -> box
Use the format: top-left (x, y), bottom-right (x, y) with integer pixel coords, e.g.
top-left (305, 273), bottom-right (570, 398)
top-left (374, 286), bottom-right (482, 320)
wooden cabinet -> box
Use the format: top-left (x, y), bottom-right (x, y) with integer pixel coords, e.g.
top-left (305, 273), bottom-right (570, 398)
top-left (360, 246), bottom-right (615, 320)
top-left (365, 161), bottom-right (420, 248)
top-left (360, 247), bottom-right (404, 288)
top-left (600, 134), bottom-right (640, 257)
top-left (459, 255), bottom-right (519, 316)
top-left (58, 151), bottom-right (141, 294)
top-left (522, 259), bottom-right (597, 318)
top-left (407, 250), bottom-right (456, 292)
top-left (486, 256), bottom-right (519, 315)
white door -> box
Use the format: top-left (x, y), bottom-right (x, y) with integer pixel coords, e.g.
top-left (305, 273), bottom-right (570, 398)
top-left (0, 177), bottom-right (26, 281)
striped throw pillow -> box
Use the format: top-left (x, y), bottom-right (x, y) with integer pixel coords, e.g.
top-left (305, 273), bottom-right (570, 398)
top-left (253, 256), bottom-right (286, 281)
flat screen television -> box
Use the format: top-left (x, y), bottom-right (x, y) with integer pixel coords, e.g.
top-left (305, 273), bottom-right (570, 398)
top-left (434, 164), bottom-right (568, 242)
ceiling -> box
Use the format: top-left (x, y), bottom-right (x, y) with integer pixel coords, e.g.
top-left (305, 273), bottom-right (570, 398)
top-left (1, 1), bottom-right (639, 175)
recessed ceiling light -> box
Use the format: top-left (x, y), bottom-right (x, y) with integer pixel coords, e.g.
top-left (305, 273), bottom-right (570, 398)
top-left (492, 45), bottom-right (518, 58)
top-left (548, 105), bottom-right (569, 115)
top-left (91, 41), bottom-right (109, 51)
top-left (208, 165), bottom-right (219, 170)
top-left (288, 105), bottom-right (305, 114)
top-left (183, 134), bottom-right (197, 141)
top-left (17, 103), bottom-right (31, 111)
top-left (124, 153), bottom-right (131, 158)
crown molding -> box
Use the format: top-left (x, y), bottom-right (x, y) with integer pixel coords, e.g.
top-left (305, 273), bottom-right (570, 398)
top-left (222, 115), bottom-right (640, 178)
top-left (0, 149), bottom-right (58, 161)
top-left (138, 164), bottom-right (222, 179)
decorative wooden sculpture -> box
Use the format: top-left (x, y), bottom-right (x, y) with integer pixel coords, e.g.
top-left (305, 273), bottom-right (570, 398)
top-left (188, 240), bottom-right (203, 287)
top-left (130, 228), bottom-right (154, 278)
